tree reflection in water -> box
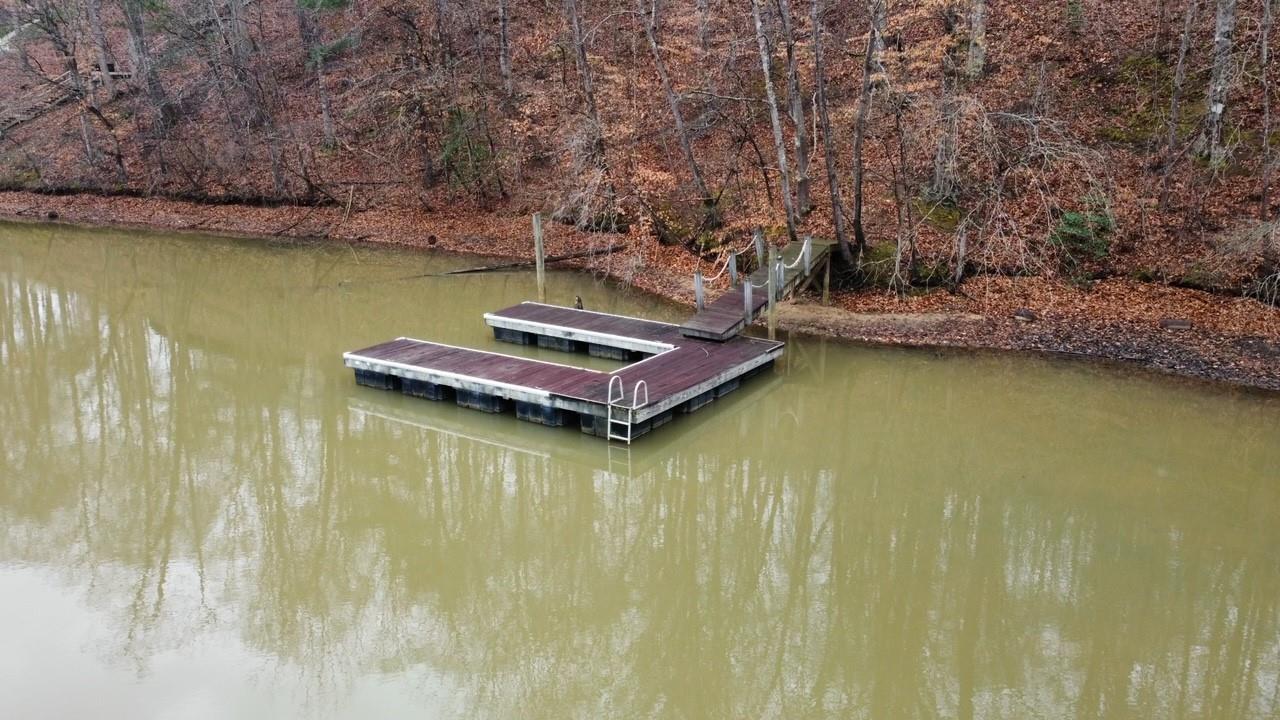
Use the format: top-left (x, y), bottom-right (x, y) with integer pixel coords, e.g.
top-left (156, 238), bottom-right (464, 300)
top-left (1, 223), bottom-right (1278, 719)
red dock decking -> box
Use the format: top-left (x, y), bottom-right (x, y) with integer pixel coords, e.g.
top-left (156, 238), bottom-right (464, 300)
top-left (345, 303), bottom-right (784, 441)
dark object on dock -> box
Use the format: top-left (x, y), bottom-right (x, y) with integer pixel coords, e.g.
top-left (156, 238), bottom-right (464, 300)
top-left (574, 295), bottom-right (584, 310)
top-left (344, 302), bottom-right (782, 443)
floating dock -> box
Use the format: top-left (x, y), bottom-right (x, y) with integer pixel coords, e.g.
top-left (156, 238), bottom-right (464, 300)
top-left (344, 303), bottom-right (784, 443)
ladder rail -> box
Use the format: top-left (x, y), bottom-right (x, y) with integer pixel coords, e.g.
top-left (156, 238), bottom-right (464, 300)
top-left (606, 376), bottom-right (649, 444)
top-left (606, 375), bottom-right (631, 443)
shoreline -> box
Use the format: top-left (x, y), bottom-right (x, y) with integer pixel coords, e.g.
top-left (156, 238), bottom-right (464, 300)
top-left (2, 189), bottom-right (1277, 394)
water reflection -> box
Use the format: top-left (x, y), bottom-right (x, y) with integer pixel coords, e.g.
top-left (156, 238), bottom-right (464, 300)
top-left (1, 222), bottom-right (1279, 719)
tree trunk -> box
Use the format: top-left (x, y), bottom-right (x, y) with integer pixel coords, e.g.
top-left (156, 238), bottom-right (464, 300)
top-left (564, 0), bottom-right (615, 204)
top-left (812, 0), bottom-right (850, 263)
top-left (1160, 0), bottom-right (1200, 210)
top-left (891, 100), bottom-right (912, 293)
top-left (119, 0), bottom-right (169, 125)
top-left (294, 8), bottom-right (335, 148)
top-left (749, 0), bottom-right (799, 242)
top-left (929, 6), bottom-right (963, 203)
top-left (851, 0), bottom-right (886, 256)
top-left (638, 0), bottom-right (712, 209)
top-left (498, 0), bottom-right (513, 97)
top-left (776, 0), bottom-right (811, 216)
top-left (1197, 0), bottom-right (1238, 167)
top-left (85, 0), bottom-right (115, 99)
top-left (966, 0), bottom-right (987, 79)
top-left (318, 63), bottom-right (336, 148)
top-left (1261, 0), bottom-right (1274, 218)
top-left (696, 0), bottom-right (713, 90)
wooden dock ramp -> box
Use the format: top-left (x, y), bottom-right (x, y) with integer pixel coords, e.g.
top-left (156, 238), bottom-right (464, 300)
top-left (680, 236), bottom-right (834, 341)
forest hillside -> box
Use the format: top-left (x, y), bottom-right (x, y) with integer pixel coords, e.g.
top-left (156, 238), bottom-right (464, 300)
top-left (1, 0), bottom-right (1278, 353)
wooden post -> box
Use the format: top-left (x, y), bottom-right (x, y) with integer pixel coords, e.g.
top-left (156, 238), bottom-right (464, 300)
top-left (743, 280), bottom-right (753, 325)
top-left (753, 228), bottom-right (765, 264)
top-left (821, 255), bottom-right (831, 306)
top-left (532, 212), bottom-right (546, 303)
top-left (767, 244), bottom-right (777, 340)
top-left (694, 271), bottom-right (705, 311)
top-left (728, 252), bottom-right (738, 287)
top-left (802, 235), bottom-right (812, 275)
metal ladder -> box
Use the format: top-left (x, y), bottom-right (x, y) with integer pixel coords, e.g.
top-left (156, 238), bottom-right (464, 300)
top-left (606, 375), bottom-right (649, 444)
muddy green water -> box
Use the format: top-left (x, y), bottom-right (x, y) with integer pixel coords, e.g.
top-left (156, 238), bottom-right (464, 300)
top-left (2, 221), bottom-right (1279, 719)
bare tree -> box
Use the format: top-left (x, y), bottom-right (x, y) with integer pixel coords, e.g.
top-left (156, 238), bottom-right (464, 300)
top-left (966, 0), bottom-right (987, 79)
top-left (638, 0), bottom-right (713, 215)
top-left (498, 0), bottom-right (513, 98)
top-left (1196, 0), bottom-right (1237, 167)
top-left (812, 0), bottom-right (848, 262)
top-left (563, 0), bottom-right (616, 218)
top-left (928, 4), bottom-right (964, 203)
top-left (119, 0), bottom-right (170, 124)
top-left (749, 0), bottom-right (799, 242)
top-left (85, 0), bottom-right (115, 98)
top-left (293, 5), bottom-right (338, 148)
top-left (851, 0), bottom-right (887, 257)
top-left (1262, 0), bottom-right (1275, 218)
top-left (14, 0), bottom-right (103, 171)
top-left (1160, 0), bottom-right (1200, 209)
top-left (776, 0), bottom-right (811, 216)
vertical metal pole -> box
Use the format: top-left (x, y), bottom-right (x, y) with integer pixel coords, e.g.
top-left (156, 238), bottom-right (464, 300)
top-left (728, 252), bottom-right (738, 287)
top-left (532, 212), bottom-right (546, 303)
top-left (822, 256), bottom-right (831, 306)
top-left (767, 244), bottom-right (777, 340)
top-left (694, 271), bottom-right (705, 311)
top-left (753, 228), bottom-right (765, 264)
top-left (743, 280), bottom-right (753, 325)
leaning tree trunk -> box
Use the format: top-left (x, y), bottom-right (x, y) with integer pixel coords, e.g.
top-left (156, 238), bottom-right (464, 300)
top-left (749, 0), bottom-right (799, 243)
top-left (776, 0), bottom-right (811, 216)
top-left (812, 0), bottom-right (850, 263)
top-left (851, 0), bottom-right (886, 256)
top-left (639, 0), bottom-right (712, 211)
top-left (1197, 0), bottom-right (1238, 167)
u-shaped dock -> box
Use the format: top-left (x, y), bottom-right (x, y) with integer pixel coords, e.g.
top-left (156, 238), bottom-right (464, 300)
top-left (343, 302), bottom-right (784, 442)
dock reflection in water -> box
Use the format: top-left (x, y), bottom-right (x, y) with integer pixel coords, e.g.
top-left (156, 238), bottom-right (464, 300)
top-left (1, 221), bottom-right (1279, 719)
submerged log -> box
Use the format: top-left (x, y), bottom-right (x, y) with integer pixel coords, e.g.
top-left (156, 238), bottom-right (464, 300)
top-left (442, 243), bottom-right (628, 275)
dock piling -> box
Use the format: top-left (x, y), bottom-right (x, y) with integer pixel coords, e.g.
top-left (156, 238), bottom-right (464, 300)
top-left (822, 256), bottom-right (831, 306)
top-left (532, 212), bottom-right (546, 303)
top-left (767, 244), bottom-right (778, 340)
top-left (694, 271), bottom-right (705, 311)
top-left (729, 253), bottom-right (738, 287)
